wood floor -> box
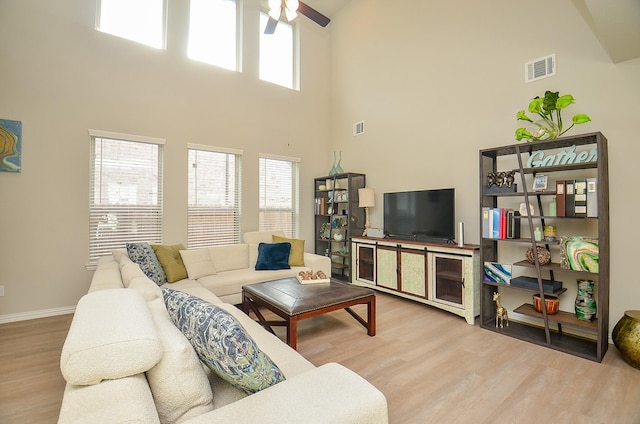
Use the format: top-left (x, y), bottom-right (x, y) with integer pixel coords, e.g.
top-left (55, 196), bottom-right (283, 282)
top-left (1, 293), bottom-right (639, 424)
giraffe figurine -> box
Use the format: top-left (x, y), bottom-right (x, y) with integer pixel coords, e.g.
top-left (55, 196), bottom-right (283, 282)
top-left (493, 292), bottom-right (509, 328)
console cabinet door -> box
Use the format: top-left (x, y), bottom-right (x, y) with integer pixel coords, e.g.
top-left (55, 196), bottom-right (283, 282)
top-left (429, 253), bottom-right (465, 309)
top-left (355, 243), bottom-right (376, 284)
top-left (399, 248), bottom-right (427, 297)
top-left (376, 246), bottom-right (398, 290)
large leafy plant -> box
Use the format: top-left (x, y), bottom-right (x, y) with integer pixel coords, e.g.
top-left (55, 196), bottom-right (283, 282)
top-left (515, 91), bottom-right (591, 142)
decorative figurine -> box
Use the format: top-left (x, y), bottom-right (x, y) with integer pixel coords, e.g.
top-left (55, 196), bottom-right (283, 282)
top-left (495, 171), bottom-right (505, 187)
top-left (504, 170), bottom-right (516, 188)
top-left (493, 292), bottom-right (509, 328)
top-left (487, 172), bottom-right (496, 188)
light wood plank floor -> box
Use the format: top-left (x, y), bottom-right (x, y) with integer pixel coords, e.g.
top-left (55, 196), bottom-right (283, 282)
top-left (1, 293), bottom-right (639, 423)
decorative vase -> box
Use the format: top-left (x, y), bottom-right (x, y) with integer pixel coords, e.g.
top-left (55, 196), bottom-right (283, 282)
top-left (575, 279), bottom-right (597, 321)
top-left (612, 310), bottom-right (640, 370)
top-left (526, 119), bottom-right (559, 142)
top-left (334, 151), bottom-right (344, 175)
top-left (328, 151), bottom-right (338, 176)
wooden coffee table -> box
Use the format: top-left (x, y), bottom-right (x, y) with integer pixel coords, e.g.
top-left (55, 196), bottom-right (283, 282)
top-left (242, 277), bottom-right (376, 350)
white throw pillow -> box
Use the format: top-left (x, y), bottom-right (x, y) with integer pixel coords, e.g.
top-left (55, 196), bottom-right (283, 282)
top-left (145, 298), bottom-right (214, 423)
top-left (60, 289), bottom-right (163, 386)
top-left (180, 248), bottom-right (217, 279)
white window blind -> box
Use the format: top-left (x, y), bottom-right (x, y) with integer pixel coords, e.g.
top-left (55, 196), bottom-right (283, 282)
top-left (88, 131), bottom-right (164, 267)
top-left (188, 146), bottom-right (242, 248)
top-left (259, 155), bottom-right (299, 238)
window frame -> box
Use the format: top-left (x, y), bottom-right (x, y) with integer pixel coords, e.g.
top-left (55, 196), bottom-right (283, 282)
top-left (187, 144), bottom-right (243, 248)
top-left (87, 130), bottom-right (165, 269)
top-left (259, 11), bottom-right (300, 90)
top-left (258, 154), bottom-right (300, 238)
top-left (96, 0), bottom-right (168, 49)
top-left (187, 0), bottom-right (241, 71)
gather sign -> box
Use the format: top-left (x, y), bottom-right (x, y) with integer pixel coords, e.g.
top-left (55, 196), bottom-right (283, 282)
top-left (527, 144), bottom-right (597, 168)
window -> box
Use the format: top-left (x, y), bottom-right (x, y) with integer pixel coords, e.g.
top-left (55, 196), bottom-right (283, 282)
top-left (259, 12), bottom-right (297, 89)
top-left (96, 0), bottom-right (166, 49)
top-left (259, 155), bottom-right (299, 238)
top-left (188, 0), bottom-right (239, 71)
top-left (188, 145), bottom-right (242, 248)
top-left (88, 130), bottom-right (164, 267)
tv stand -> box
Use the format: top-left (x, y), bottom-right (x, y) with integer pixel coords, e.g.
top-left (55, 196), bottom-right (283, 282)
top-left (351, 236), bottom-right (480, 324)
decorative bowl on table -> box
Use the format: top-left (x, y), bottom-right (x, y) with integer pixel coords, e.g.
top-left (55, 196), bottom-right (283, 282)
top-left (532, 294), bottom-right (559, 315)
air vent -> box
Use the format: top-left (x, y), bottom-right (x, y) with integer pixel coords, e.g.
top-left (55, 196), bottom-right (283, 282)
top-left (353, 121), bottom-right (365, 136)
top-left (525, 54), bottom-right (555, 83)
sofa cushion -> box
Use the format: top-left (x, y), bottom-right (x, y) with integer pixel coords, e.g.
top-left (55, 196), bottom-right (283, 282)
top-left (243, 230), bottom-right (286, 244)
top-left (60, 289), bottom-right (163, 386)
top-left (146, 298), bottom-right (214, 423)
top-left (120, 256), bottom-right (147, 288)
top-left (255, 242), bottom-right (291, 271)
top-left (126, 242), bottom-right (168, 286)
top-left (272, 235), bottom-right (305, 267)
top-left (209, 244), bottom-right (249, 272)
top-left (180, 248), bottom-right (217, 279)
top-left (152, 243), bottom-right (188, 283)
top-left (129, 275), bottom-right (163, 301)
top-left (162, 288), bottom-right (285, 394)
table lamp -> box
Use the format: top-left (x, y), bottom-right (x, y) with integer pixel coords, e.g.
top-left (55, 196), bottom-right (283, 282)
top-left (358, 188), bottom-right (375, 236)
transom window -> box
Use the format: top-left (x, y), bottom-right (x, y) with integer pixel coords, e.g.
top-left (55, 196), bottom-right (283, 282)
top-left (188, 0), bottom-right (239, 71)
top-left (188, 145), bottom-right (242, 248)
top-left (259, 12), bottom-right (297, 89)
top-left (96, 0), bottom-right (166, 49)
top-left (259, 155), bottom-right (300, 238)
top-left (88, 130), bottom-right (164, 267)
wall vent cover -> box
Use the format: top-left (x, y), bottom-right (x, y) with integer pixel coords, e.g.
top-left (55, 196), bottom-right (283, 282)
top-left (525, 54), bottom-right (555, 83)
top-left (353, 121), bottom-right (365, 136)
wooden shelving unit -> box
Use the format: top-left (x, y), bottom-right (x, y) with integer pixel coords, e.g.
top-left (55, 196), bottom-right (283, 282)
top-left (479, 132), bottom-right (609, 362)
top-left (314, 173), bottom-right (366, 281)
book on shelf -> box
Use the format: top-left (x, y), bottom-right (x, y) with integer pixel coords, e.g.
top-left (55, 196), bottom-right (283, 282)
top-left (506, 210), bottom-right (520, 239)
top-left (555, 180), bottom-right (566, 217)
top-left (574, 179), bottom-right (587, 217)
top-left (587, 177), bottom-right (598, 217)
top-left (510, 276), bottom-right (563, 292)
top-left (491, 208), bottom-right (500, 239)
top-left (482, 207), bottom-right (491, 238)
top-left (565, 180), bottom-right (576, 217)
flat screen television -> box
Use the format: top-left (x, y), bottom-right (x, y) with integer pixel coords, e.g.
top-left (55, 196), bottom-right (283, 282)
top-left (383, 188), bottom-right (455, 243)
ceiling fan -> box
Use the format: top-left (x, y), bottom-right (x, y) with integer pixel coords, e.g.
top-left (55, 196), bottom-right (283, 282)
top-left (265, 0), bottom-right (331, 34)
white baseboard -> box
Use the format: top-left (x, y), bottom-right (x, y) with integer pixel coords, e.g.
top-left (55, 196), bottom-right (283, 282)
top-left (0, 306), bottom-right (76, 324)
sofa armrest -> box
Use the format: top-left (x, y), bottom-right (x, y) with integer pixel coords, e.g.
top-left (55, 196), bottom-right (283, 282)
top-left (182, 363), bottom-right (388, 424)
top-left (303, 252), bottom-right (331, 277)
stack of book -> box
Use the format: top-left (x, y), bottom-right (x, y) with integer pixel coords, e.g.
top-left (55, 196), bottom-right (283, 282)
top-left (482, 207), bottom-right (520, 239)
top-left (555, 178), bottom-right (598, 217)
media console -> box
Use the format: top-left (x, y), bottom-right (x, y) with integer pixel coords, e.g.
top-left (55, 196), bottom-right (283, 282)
top-left (351, 236), bottom-right (480, 324)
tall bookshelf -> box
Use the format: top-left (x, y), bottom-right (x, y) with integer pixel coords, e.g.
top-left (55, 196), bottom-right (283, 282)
top-left (314, 173), bottom-right (366, 281)
top-left (479, 132), bottom-right (609, 362)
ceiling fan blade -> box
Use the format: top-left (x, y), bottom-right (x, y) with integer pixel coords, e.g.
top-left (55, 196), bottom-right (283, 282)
top-left (297, 1), bottom-right (331, 27)
top-left (264, 16), bottom-right (279, 34)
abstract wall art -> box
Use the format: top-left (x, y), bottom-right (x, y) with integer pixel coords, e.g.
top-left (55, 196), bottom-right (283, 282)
top-left (0, 119), bottom-right (22, 173)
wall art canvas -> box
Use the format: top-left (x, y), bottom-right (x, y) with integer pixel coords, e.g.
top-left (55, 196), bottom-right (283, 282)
top-left (0, 119), bottom-right (22, 172)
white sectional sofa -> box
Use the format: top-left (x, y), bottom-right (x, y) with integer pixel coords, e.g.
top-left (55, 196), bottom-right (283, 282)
top-left (58, 231), bottom-right (388, 424)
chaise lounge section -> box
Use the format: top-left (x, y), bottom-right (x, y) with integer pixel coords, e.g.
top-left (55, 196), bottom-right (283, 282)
top-left (58, 231), bottom-right (388, 423)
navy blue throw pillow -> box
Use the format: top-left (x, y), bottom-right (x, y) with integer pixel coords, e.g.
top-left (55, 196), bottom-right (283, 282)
top-left (255, 242), bottom-right (292, 270)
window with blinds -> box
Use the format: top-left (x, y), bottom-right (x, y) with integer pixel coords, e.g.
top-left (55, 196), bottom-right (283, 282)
top-left (188, 145), bottom-right (242, 249)
top-left (258, 155), bottom-right (299, 238)
top-left (88, 130), bottom-right (164, 267)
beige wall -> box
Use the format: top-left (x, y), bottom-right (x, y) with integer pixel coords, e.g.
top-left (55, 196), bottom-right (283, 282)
top-left (0, 0), bottom-right (333, 318)
top-left (328, 0), bottom-right (640, 331)
top-left (1, 0), bottom-right (638, 335)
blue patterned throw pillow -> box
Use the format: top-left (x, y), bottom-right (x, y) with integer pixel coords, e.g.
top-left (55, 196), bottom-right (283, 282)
top-left (162, 288), bottom-right (285, 394)
top-left (255, 242), bottom-right (291, 271)
top-left (126, 242), bottom-right (168, 286)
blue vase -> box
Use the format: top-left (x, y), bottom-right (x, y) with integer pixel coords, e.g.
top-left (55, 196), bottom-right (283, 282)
top-left (328, 151), bottom-right (338, 176)
top-left (335, 151), bottom-right (344, 175)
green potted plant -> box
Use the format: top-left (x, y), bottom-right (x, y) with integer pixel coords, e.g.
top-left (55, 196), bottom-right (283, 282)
top-left (515, 91), bottom-right (591, 142)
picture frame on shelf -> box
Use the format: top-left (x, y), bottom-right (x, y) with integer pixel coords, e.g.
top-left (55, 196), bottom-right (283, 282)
top-left (533, 175), bottom-right (549, 192)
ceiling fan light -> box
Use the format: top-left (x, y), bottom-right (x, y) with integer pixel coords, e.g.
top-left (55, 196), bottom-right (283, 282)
top-left (268, 0), bottom-right (281, 19)
top-left (285, 0), bottom-right (299, 21)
